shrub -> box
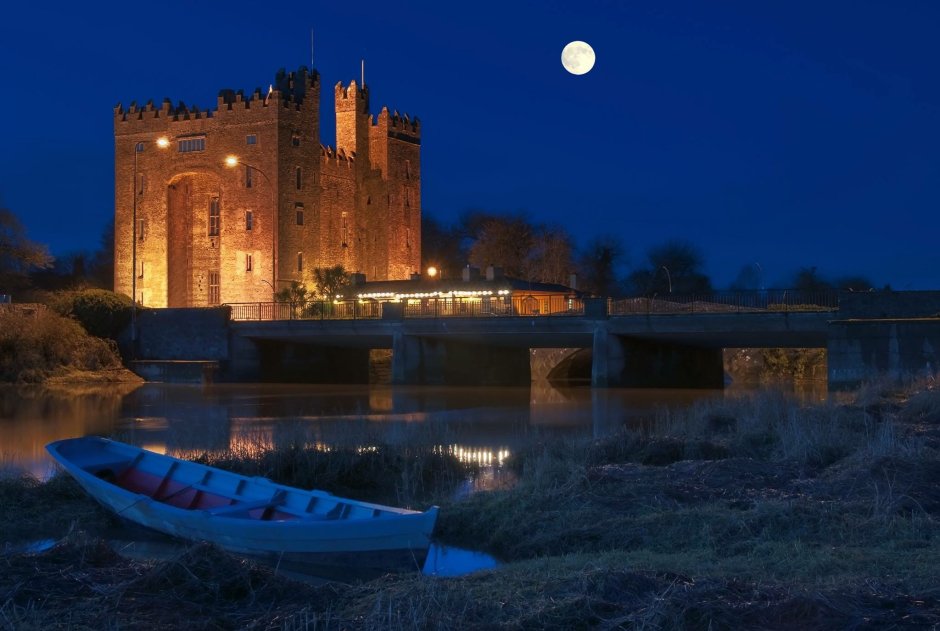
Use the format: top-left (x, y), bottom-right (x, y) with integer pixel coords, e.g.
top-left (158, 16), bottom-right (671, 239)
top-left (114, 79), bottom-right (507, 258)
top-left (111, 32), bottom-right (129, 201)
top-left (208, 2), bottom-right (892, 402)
top-left (0, 308), bottom-right (122, 382)
top-left (49, 289), bottom-right (132, 339)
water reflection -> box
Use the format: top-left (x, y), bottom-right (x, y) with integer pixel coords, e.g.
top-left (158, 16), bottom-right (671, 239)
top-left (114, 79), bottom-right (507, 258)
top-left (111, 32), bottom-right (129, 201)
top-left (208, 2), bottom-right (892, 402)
top-left (1, 381), bottom-right (825, 476)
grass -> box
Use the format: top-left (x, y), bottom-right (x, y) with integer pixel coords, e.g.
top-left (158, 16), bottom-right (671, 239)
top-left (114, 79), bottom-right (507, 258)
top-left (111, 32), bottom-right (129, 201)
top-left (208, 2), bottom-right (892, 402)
top-left (2, 381), bottom-right (939, 628)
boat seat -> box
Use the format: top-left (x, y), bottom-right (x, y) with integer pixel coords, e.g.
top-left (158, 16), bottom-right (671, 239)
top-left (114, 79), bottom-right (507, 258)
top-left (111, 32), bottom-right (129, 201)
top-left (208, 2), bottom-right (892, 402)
top-left (205, 497), bottom-right (283, 516)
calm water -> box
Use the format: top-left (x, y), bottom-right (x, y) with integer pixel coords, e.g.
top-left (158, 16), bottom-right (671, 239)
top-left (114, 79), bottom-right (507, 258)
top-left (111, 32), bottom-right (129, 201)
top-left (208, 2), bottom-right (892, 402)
top-left (0, 380), bottom-right (826, 478)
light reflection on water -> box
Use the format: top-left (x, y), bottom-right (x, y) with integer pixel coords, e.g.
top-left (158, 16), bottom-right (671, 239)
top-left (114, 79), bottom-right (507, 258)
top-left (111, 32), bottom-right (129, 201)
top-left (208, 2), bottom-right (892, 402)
top-left (0, 380), bottom-right (826, 477)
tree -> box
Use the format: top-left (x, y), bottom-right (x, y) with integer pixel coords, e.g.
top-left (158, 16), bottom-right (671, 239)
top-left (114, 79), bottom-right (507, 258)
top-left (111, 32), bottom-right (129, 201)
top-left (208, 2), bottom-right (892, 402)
top-left (523, 225), bottom-right (574, 286)
top-left (311, 265), bottom-right (351, 299)
top-left (729, 263), bottom-right (763, 291)
top-left (464, 211), bottom-right (534, 278)
top-left (791, 266), bottom-right (831, 291)
top-left (420, 213), bottom-right (463, 279)
top-left (577, 236), bottom-right (626, 296)
top-left (834, 275), bottom-right (874, 291)
top-left (0, 207), bottom-right (53, 294)
top-left (626, 239), bottom-right (711, 295)
top-left (457, 210), bottom-right (575, 285)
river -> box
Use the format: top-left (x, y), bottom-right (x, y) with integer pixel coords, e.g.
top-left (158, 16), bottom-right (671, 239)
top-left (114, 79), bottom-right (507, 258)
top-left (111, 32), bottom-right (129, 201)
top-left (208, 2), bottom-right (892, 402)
top-left (0, 380), bottom-right (826, 479)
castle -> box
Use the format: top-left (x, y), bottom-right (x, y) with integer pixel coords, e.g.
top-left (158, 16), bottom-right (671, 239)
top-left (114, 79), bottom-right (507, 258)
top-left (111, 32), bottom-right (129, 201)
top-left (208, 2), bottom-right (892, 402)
top-left (114, 67), bottom-right (421, 307)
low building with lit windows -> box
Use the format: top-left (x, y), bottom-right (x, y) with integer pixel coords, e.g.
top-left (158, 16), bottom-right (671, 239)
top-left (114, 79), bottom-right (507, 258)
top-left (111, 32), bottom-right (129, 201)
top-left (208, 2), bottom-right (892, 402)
top-left (350, 266), bottom-right (582, 317)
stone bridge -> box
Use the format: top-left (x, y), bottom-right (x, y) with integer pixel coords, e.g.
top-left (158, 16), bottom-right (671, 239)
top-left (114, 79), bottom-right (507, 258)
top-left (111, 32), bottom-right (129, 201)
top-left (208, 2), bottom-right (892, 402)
top-left (131, 292), bottom-right (940, 390)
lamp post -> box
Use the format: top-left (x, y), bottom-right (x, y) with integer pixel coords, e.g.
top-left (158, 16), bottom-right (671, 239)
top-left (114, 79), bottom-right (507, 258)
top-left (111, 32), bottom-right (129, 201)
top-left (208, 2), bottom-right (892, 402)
top-left (225, 156), bottom-right (276, 302)
top-left (660, 265), bottom-right (672, 294)
top-left (130, 136), bottom-right (169, 351)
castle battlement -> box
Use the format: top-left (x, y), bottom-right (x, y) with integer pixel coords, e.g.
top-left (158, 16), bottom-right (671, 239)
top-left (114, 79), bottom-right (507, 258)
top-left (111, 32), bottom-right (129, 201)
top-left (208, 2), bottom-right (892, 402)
top-left (373, 106), bottom-right (421, 140)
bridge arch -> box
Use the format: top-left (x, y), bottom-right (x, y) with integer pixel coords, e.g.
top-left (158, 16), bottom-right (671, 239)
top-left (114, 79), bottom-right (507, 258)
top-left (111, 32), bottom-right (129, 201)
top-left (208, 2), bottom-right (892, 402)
top-left (166, 170), bottom-right (223, 307)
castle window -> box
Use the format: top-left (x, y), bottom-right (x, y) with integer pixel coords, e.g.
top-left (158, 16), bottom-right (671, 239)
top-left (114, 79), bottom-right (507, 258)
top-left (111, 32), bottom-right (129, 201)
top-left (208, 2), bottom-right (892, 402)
top-left (246, 165), bottom-right (253, 188)
top-left (295, 203), bottom-right (304, 226)
top-left (246, 134), bottom-right (257, 145)
top-left (209, 197), bottom-right (220, 236)
top-left (341, 212), bottom-right (349, 248)
top-left (138, 261), bottom-right (144, 279)
top-left (295, 167), bottom-right (302, 190)
top-left (138, 219), bottom-right (145, 242)
top-left (137, 173), bottom-right (146, 195)
top-left (178, 137), bottom-right (206, 153)
top-left (291, 133), bottom-right (301, 147)
top-left (297, 252), bottom-right (303, 273)
top-left (245, 210), bottom-right (253, 231)
top-left (366, 195), bottom-right (371, 205)
top-left (246, 254), bottom-right (253, 272)
top-left (405, 160), bottom-right (411, 180)
top-left (135, 142), bottom-right (145, 153)
top-left (208, 272), bottom-right (220, 305)
top-left (406, 227), bottom-right (412, 248)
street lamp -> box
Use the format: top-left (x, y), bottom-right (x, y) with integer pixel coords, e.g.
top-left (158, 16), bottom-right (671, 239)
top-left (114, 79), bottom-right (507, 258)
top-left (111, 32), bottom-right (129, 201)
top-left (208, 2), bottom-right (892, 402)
top-left (224, 156), bottom-right (276, 301)
top-left (660, 265), bottom-right (672, 294)
top-left (130, 136), bottom-right (169, 350)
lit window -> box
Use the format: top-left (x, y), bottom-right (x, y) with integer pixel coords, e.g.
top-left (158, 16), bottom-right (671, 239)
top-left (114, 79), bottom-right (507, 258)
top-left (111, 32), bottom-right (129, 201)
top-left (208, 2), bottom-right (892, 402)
top-left (178, 137), bottom-right (206, 153)
top-left (246, 254), bottom-right (253, 272)
top-left (295, 167), bottom-right (302, 190)
top-left (245, 210), bottom-right (253, 231)
top-left (297, 252), bottom-right (303, 272)
top-left (295, 203), bottom-right (304, 226)
top-left (246, 165), bottom-right (253, 188)
top-left (208, 272), bottom-right (220, 305)
top-left (209, 198), bottom-right (220, 236)
top-left (246, 134), bottom-right (257, 145)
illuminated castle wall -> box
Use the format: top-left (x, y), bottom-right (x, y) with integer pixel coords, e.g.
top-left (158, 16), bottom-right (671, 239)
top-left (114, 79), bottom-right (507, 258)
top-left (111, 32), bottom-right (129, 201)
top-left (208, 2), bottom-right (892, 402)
top-left (114, 67), bottom-right (421, 307)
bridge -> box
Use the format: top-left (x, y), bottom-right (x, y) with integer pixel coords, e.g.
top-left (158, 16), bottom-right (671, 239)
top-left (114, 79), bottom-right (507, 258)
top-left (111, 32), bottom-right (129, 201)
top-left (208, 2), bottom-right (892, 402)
top-left (132, 291), bottom-right (940, 390)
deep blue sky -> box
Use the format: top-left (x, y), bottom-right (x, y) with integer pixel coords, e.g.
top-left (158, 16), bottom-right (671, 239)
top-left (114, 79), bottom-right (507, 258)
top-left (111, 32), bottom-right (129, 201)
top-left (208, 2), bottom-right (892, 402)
top-left (1, 1), bottom-right (938, 289)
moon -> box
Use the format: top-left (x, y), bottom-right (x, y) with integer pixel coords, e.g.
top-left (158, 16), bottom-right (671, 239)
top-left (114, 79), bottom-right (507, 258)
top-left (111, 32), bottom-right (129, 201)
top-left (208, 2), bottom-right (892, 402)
top-left (561, 41), bottom-right (595, 75)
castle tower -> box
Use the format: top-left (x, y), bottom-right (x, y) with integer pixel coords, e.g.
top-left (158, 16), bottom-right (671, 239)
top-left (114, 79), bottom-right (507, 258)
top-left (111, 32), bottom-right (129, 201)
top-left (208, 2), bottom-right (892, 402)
top-left (335, 80), bottom-right (369, 163)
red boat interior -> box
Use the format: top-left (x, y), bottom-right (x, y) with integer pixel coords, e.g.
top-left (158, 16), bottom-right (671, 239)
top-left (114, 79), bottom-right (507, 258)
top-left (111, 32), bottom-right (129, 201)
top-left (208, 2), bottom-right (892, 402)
top-left (96, 460), bottom-right (304, 521)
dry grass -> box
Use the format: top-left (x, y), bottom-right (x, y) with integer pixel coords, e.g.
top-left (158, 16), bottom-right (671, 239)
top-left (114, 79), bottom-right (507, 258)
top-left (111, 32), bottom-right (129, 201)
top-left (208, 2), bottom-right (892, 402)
top-left (0, 309), bottom-right (122, 383)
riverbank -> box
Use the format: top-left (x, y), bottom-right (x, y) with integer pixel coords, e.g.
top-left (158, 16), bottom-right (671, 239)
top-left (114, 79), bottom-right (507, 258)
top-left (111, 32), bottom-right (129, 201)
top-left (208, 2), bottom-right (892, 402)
top-left (2, 382), bottom-right (938, 628)
top-left (0, 306), bottom-right (138, 384)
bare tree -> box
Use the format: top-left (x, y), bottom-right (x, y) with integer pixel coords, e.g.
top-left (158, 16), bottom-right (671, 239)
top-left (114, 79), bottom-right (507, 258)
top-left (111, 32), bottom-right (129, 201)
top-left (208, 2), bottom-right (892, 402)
top-left (0, 207), bottom-right (53, 294)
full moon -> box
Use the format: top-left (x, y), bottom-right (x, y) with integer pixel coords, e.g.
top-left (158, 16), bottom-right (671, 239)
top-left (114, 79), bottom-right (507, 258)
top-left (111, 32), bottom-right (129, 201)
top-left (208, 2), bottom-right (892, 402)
top-left (561, 41), bottom-right (595, 75)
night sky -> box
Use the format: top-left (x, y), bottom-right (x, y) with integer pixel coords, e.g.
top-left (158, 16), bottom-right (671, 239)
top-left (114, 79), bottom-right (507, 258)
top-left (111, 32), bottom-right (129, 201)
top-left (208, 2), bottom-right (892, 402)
top-left (1, 1), bottom-right (938, 289)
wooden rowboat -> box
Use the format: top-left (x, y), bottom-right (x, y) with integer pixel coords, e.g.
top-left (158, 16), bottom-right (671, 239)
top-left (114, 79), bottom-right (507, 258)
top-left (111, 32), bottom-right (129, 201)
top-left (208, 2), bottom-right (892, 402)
top-left (46, 437), bottom-right (438, 578)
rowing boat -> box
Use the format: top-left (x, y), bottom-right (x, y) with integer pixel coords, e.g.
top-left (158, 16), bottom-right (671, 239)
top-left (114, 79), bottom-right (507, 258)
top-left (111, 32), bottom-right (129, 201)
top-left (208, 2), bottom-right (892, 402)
top-left (46, 437), bottom-right (438, 578)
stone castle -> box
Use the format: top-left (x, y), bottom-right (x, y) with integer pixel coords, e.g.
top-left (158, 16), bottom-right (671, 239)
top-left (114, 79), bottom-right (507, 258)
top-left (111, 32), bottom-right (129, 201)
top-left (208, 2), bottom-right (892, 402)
top-left (114, 66), bottom-right (420, 307)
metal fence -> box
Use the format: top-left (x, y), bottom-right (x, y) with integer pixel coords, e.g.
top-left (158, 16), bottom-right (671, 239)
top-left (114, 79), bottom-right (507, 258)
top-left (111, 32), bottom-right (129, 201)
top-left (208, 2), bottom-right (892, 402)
top-left (227, 290), bottom-right (838, 321)
top-left (227, 301), bottom-right (383, 321)
top-left (608, 290), bottom-right (840, 315)
top-left (401, 294), bottom-right (584, 318)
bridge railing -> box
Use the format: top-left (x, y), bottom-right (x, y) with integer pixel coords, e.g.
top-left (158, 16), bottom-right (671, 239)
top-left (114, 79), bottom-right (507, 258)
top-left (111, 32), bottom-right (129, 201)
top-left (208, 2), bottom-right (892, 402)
top-left (226, 301), bottom-right (383, 321)
top-left (608, 290), bottom-right (839, 315)
top-left (401, 294), bottom-right (584, 318)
